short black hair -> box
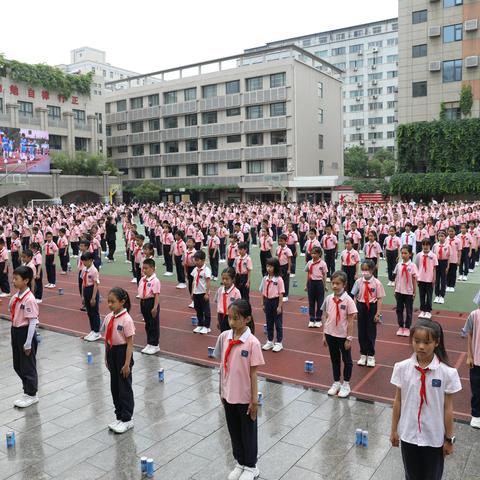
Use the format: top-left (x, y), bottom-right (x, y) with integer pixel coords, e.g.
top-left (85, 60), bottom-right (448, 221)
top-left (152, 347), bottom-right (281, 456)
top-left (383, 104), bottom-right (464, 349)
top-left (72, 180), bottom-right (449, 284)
top-left (143, 258), bottom-right (156, 269)
top-left (81, 252), bottom-right (94, 262)
top-left (194, 250), bottom-right (206, 261)
top-left (13, 265), bottom-right (33, 282)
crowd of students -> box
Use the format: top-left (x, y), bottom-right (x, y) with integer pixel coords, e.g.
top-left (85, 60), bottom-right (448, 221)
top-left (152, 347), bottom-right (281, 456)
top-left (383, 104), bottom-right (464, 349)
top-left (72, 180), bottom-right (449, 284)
top-left (2, 199), bottom-right (480, 480)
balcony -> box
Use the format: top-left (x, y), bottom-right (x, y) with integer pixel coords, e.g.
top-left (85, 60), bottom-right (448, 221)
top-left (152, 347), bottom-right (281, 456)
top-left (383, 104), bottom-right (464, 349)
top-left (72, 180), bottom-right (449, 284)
top-left (48, 117), bottom-right (69, 129)
top-left (244, 144), bottom-right (288, 160)
top-left (162, 151), bottom-right (199, 165)
top-left (199, 94), bottom-right (241, 111)
top-left (199, 122), bottom-right (241, 137)
top-left (106, 135), bottom-right (128, 148)
top-left (128, 106), bottom-right (161, 122)
top-left (106, 111), bottom-right (127, 124)
top-left (74, 120), bottom-right (91, 132)
top-left (18, 114), bottom-right (41, 127)
top-left (161, 100), bottom-right (197, 116)
top-left (243, 117), bottom-right (287, 132)
top-left (199, 148), bottom-right (242, 162)
top-left (161, 126), bottom-right (198, 141)
top-left (243, 87), bottom-right (287, 105)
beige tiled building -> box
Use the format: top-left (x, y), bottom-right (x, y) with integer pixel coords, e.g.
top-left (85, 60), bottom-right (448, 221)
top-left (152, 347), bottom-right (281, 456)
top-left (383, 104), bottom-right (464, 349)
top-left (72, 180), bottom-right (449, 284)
top-left (105, 47), bottom-right (344, 202)
top-left (398, 0), bottom-right (480, 123)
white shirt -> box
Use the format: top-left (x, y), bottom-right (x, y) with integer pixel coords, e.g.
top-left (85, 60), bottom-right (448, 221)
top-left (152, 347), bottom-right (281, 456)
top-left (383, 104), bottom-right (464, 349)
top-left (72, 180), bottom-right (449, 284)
top-left (191, 265), bottom-right (212, 294)
top-left (391, 354), bottom-right (461, 447)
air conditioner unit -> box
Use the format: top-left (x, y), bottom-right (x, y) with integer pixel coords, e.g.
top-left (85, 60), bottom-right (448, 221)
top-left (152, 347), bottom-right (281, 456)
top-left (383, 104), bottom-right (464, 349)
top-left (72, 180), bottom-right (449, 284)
top-left (370, 124), bottom-right (376, 129)
top-left (465, 19), bottom-right (479, 31)
top-left (353, 67), bottom-right (358, 72)
top-left (428, 26), bottom-right (441, 37)
top-left (371, 64), bottom-right (377, 70)
top-left (356, 126), bottom-right (361, 130)
top-left (356, 97), bottom-right (361, 102)
top-left (465, 55), bottom-right (479, 68)
top-left (372, 139), bottom-right (376, 144)
top-left (358, 50), bottom-right (363, 56)
top-left (357, 82), bottom-right (363, 87)
top-left (429, 61), bottom-right (441, 71)
top-left (360, 140), bottom-right (365, 145)
top-left (372, 80), bottom-right (378, 85)
top-left (372, 47), bottom-right (379, 53)
top-left (373, 95), bottom-right (378, 99)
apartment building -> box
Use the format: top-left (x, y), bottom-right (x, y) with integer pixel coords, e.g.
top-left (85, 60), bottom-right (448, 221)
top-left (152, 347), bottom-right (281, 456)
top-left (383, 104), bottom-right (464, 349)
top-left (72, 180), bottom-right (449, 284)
top-left (105, 46), bottom-right (343, 203)
top-left (246, 19), bottom-right (399, 154)
top-left (398, 0), bottom-right (480, 123)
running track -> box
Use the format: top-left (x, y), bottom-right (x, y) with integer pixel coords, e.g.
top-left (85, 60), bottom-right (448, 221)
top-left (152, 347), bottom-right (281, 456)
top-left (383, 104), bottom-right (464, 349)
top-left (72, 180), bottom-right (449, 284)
top-left (0, 274), bottom-right (472, 421)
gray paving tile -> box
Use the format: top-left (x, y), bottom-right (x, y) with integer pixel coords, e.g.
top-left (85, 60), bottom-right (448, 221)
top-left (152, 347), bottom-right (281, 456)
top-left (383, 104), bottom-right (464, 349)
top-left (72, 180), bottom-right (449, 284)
top-left (50, 461), bottom-right (105, 480)
top-left (272, 399), bottom-right (317, 429)
top-left (279, 466), bottom-right (326, 480)
top-left (257, 441), bottom-right (307, 480)
top-left (183, 404), bottom-right (226, 436)
top-left (152, 451), bottom-right (210, 480)
top-left (281, 416), bottom-right (330, 449)
top-left (137, 411), bottom-right (198, 442)
top-left (258, 419), bottom-right (292, 456)
top-left (189, 425), bottom-right (233, 461)
top-left (329, 461), bottom-right (376, 480)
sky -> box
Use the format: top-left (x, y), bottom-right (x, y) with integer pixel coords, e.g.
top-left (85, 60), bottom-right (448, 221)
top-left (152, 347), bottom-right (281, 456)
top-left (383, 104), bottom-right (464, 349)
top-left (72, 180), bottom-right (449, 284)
top-left (1, 0), bottom-right (397, 74)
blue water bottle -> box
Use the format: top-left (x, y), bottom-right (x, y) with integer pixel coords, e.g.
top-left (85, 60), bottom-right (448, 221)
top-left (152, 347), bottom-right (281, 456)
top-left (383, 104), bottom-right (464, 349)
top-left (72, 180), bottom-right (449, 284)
top-left (146, 458), bottom-right (154, 477)
top-left (362, 430), bottom-right (369, 447)
top-left (207, 347), bottom-right (215, 358)
top-left (158, 368), bottom-right (165, 382)
top-left (6, 432), bottom-right (15, 448)
top-left (378, 313), bottom-right (383, 324)
top-left (140, 457), bottom-right (147, 474)
top-left (191, 316), bottom-right (198, 326)
top-left (258, 392), bottom-right (263, 406)
top-left (355, 428), bottom-right (363, 446)
top-left (461, 327), bottom-right (467, 338)
top-left (87, 352), bottom-right (93, 364)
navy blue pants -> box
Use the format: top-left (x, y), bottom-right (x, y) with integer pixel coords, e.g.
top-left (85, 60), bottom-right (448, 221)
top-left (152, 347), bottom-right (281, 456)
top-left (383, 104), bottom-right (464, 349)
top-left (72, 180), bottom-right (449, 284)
top-left (471, 365), bottom-right (480, 418)
top-left (11, 326), bottom-right (38, 396)
top-left (107, 344), bottom-right (134, 422)
top-left (83, 285), bottom-right (100, 333)
top-left (307, 280), bottom-right (324, 322)
top-left (264, 297), bottom-right (282, 343)
top-left (357, 301), bottom-right (377, 356)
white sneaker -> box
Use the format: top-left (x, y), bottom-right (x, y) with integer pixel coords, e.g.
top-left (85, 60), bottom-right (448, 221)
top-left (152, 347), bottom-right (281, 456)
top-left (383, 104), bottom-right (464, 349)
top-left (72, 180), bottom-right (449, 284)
top-left (314, 321), bottom-right (322, 328)
top-left (327, 381), bottom-right (341, 396)
top-left (130, 278), bottom-right (137, 283)
top-left (464, 276), bottom-right (468, 282)
top-left (141, 345), bottom-right (151, 354)
top-left (35, 299), bottom-right (42, 303)
top-left (425, 312), bottom-right (432, 319)
top-left (262, 341), bottom-right (274, 351)
top-left (418, 311), bottom-right (425, 319)
top-left (108, 419), bottom-right (121, 430)
top-left (469, 269), bottom-right (474, 273)
top-left (300, 253), bottom-right (305, 257)
top-left (367, 356), bottom-right (376, 368)
top-left (176, 283), bottom-right (187, 289)
top-left (149, 345), bottom-right (160, 354)
top-left (193, 326), bottom-right (202, 333)
top-left (289, 273), bottom-right (295, 278)
top-left (272, 342), bottom-right (283, 352)
top-left (60, 271), bottom-right (67, 275)
top-left (308, 321), bottom-right (315, 328)
top-left (111, 420), bottom-right (134, 434)
top-left (283, 297), bottom-right (288, 302)
top-left (135, 295), bottom-right (140, 299)
top-left (84, 331), bottom-right (94, 341)
top-left (239, 466), bottom-right (260, 480)
top-left (50, 284), bottom-right (56, 288)
top-left (357, 355), bottom-right (367, 366)
top-left (470, 416), bottom-right (480, 429)
top-left (164, 272), bottom-right (173, 276)
top-left (188, 302), bottom-right (194, 308)
top-left (228, 464), bottom-right (244, 480)
top-left (86, 332), bottom-right (101, 342)
top-left (199, 327), bottom-right (209, 334)
top-left (433, 296), bottom-right (439, 304)
top-left (326, 278), bottom-right (331, 283)
top-left (439, 297), bottom-right (445, 304)
top-left (338, 382), bottom-right (351, 398)
top-left (0, 292), bottom-right (10, 297)
top-left (14, 394), bottom-right (38, 408)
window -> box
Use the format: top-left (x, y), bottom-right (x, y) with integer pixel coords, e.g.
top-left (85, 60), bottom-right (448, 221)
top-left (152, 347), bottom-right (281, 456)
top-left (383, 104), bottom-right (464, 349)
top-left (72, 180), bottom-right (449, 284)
top-left (73, 109), bottom-right (86, 123)
top-left (319, 36), bottom-right (328, 44)
top-left (203, 163), bottom-right (218, 176)
top-left (149, 143), bottom-right (161, 155)
top-left (318, 108), bottom-right (324, 124)
top-left (185, 114), bottom-right (197, 126)
top-left (444, 0), bottom-right (462, 6)
top-left (164, 141), bottom-right (179, 153)
top-left (151, 166), bottom-right (161, 178)
top-left (368, 57), bottom-right (383, 65)
top-left (368, 132), bottom-right (383, 140)
top-left (369, 102), bottom-right (383, 110)
top-left (387, 131), bottom-right (396, 139)
top-left (270, 73), bottom-right (286, 88)
top-left (412, 10), bottom-right (427, 24)
top-left (368, 87), bottom-right (383, 96)
top-left (133, 168), bottom-right (145, 179)
top-left (386, 55), bottom-right (398, 63)
top-left (445, 107), bottom-right (461, 120)
top-left (202, 84), bottom-right (217, 98)
top-left (387, 101), bottom-right (397, 109)
top-left (165, 166), bottom-right (179, 177)
top-left (184, 87), bottom-right (196, 101)
top-left (132, 144), bottom-right (144, 156)
top-left (331, 47), bottom-right (346, 56)
top-left (247, 160), bottom-right (263, 174)
top-left (350, 133), bottom-right (363, 141)
top-left (387, 116), bottom-right (396, 124)
top-left (391, 22), bottom-right (398, 31)
top-left (333, 62), bottom-right (346, 70)
top-left (349, 44), bottom-right (363, 53)
top-left (319, 160), bottom-right (324, 175)
top-left (227, 161), bottom-right (242, 169)
top-left (226, 80), bottom-right (240, 94)
top-left (368, 72), bottom-right (383, 81)
top-left (47, 105), bottom-right (61, 119)
top-left (202, 111), bottom-right (217, 124)
top-left (130, 97), bottom-right (143, 109)
top-left (203, 137), bottom-right (217, 150)
top-left (148, 94), bottom-right (159, 107)
top-left (226, 107), bottom-right (240, 117)
top-left (246, 76), bottom-right (263, 91)
top-left (387, 70), bottom-right (398, 79)
top-left (302, 38), bottom-right (311, 47)
top-left (368, 40), bottom-right (383, 48)
top-left (271, 131), bottom-right (287, 145)
top-left (353, 29), bottom-right (363, 37)
top-left (315, 50), bottom-right (328, 57)
top-left (271, 158), bottom-right (287, 173)
top-left (105, 103), bottom-right (111, 114)
top-left (164, 91), bottom-right (177, 104)
top-left (270, 102), bottom-right (286, 116)
top-left (372, 26), bottom-right (382, 34)
top-left (443, 60), bottom-right (462, 83)
top-left (350, 60), bottom-right (364, 69)
top-left (186, 139), bottom-right (198, 151)
top-left (317, 81), bottom-right (323, 98)
top-left (117, 99), bottom-right (127, 112)
top-left (186, 164), bottom-right (198, 176)
top-left (246, 105), bottom-right (263, 119)
top-left (412, 44), bottom-right (427, 58)
top-left (149, 118), bottom-right (160, 131)
top-left (387, 86), bottom-right (396, 94)
top-left (117, 145), bottom-right (128, 153)
top-left (387, 38), bottom-right (398, 46)
top-left (368, 117), bottom-right (383, 125)
top-left (227, 135), bottom-right (241, 143)
top-left (350, 104), bottom-right (364, 112)
top-left (164, 116), bottom-right (178, 129)
top-left (246, 133), bottom-right (263, 146)
top-left (350, 119), bottom-right (364, 127)
top-left (443, 24), bottom-right (463, 43)
top-left (318, 134), bottom-right (324, 149)
top-left (49, 134), bottom-right (62, 150)
top-left (131, 121), bottom-right (143, 133)
top-left (117, 123), bottom-right (127, 131)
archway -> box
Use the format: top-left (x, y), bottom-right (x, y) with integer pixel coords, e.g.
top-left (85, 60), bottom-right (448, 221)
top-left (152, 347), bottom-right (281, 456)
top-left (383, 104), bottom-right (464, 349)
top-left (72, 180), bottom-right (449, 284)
top-left (0, 190), bottom-right (51, 206)
top-left (61, 190), bottom-right (101, 204)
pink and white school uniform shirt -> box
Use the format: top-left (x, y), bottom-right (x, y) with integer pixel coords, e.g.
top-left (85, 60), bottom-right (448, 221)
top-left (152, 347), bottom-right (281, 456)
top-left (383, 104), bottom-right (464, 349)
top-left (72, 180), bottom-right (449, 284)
top-left (138, 273), bottom-right (161, 300)
top-left (465, 309), bottom-right (480, 367)
top-left (447, 237), bottom-right (461, 264)
top-left (103, 309), bottom-right (135, 346)
top-left (172, 239), bottom-right (186, 257)
top-left (322, 233), bottom-right (338, 251)
top-left (183, 249), bottom-right (197, 268)
top-left (340, 248), bottom-right (360, 267)
top-left (304, 258), bottom-right (328, 281)
top-left (215, 285), bottom-right (242, 315)
top-left (9, 288), bottom-right (39, 327)
top-left (415, 251), bottom-right (438, 283)
top-left (322, 292), bottom-right (358, 338)
top-left (276, 245), bottom-right (292, 266)
top-left (191, 265), bottom-right (212, 294)
top-left (352, 276), bottom-right (385, 306)
top-left (433, 242), bottom-right (451, 263)
top-left (384, 235), bottom-right (401, 252)
top-left (259, 275), bottom-right (285, 298)
top-left (363, 241), bottom-right (382, 260)
top-left (304, 238), bottom-right (321, 255)
top-left (234, 254), bottom-right (253, 275)
top-left (394, 260), bottom-right (418, 295)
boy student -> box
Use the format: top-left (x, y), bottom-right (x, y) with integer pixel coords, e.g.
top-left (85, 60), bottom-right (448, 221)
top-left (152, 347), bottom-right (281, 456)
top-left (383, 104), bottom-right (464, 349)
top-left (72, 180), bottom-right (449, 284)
top-left (446, 226), bottom-right (461, 292)
top-left (81, 252), bottom-right (101, 342)
top-left (322, 224), bottom-right (338, 281)
top-left (43, 232), bottom-right (58, 289)
top-left (11, 230), bottom-right (22, 270)
top-left (227, 234), bottom-right (239, 269)
top-left (172, 230), bottom-right (187, 289)
top-left (183, 238), bottom-right (197, 308)
top-left (234, 242), bottom-right (253, 302)
top-left (276, 234), bottom-right (292, 302)
top-left (346, 221), bottom-right (362, 251)
top-left (304, 228), bottom-right (321, 264)
top-left (414, 239), bottom-right (438, 319)
top-left (138, 258), bottom-right (161, 355)
top-left (57, 228), bottom-right (70, 275)
top-left (457, 223), bottom-right (473, 282)
top-left (400, 223), bottom-right (415, 255)
top-left (0, 238), bottom-right (10, 297)
top-left (133, 234), bottom-right (145, 285)
top-left (191, 250), bottom-right (212, 334)
top-left (433, 231), bottom-right (450, 305)
top-left (31, 243), bottom-right (43, 303)
top-left (78, 240), bottom-right (90, 311)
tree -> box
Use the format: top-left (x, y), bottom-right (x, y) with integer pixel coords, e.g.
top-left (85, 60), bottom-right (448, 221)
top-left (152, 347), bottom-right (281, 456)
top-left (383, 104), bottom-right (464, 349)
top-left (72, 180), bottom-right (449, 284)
top-left (367, 158), bottom-right (383, 178)
top-left (51, 152), bottom-right (118, 176)
top-left (439, 102), bottom-right (447, 121)
top-left (344, 146), bottom-right (368, 177)
top-left (382, 159), bottom-right (396, 177)
top-left (460, 84), bottom-right (473, 117)
top-left (131, 182), bottom-right (160, 202)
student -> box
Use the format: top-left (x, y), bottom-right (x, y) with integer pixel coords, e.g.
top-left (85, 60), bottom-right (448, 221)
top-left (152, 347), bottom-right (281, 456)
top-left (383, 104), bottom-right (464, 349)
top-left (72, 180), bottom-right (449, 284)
top-left (340, 237), bottom-right (360, 296)
top-left (31, 242), bottom-right (43, 304)
top-left (321, 224), bottom-right (338, 281)
top-left (142, 242), bottom-right (155, 260)
top-left (363, 231), bottom-right (382, 277)
top-left (234, 242), bottom-right (252, 302)
top-left (43, 232), bottom-right (58, 288)
top-left (352, 260), bottom-right (385, 368)
top-left (138, 258), bottom-right (161, 355)
top-left (103, 287), bottom-right (135, 434)
top-left (10, 266), bottom-right (39, 408)
top-left (57, 228), bottom-right (70, 275)
top-left (384, 226), bottom-right (401, 287)
top-left (377, 216), bottom-right (389, 258)
top-left (433, 231), bottom-right (450, 305)
top-left (218, 220), bottom-right (229, 263)
top-left (191, 250), bottom-right (212, 334)
top-left (81, 252), bottom-right (101, 342)
top-left (304, 246), bottom-right (328, 328)
top-left (457, 223), bottom-right (472, 282)
top-left (465, 292), bottom-right (480, 429)
top-left (446, 226), bottom-right (461, 292)
top-left (400, 223), bottom-right (415, 255)
top-left (77, 240), bottom-right (90, 311)
top-left (227, 234), bottom-right (239, 269)
top-left (415, 239), bottom-right (438, 319)
top-left (172, 230), bottom-right (187, 289)
top-left (414, 220), bottom-right (428, 255)
top-left (215, 267), bottom-right (242, 332)
top-left (183, 238), bottom-right (197, 308)
top-left (346, 221), bottom-right (362, 251)
top-left (322, 271), bottom-right (357, 398)
top-left (259, 228), bottom-right (273, 277)
top-left (304, 228), bottom-right (321, 264)
top-left (285, 223), bottom-right (298, 277)
top-left (276, 234), bottom-right (292, 302)
top-left (260, 258), bottom-right (285, 352)
top-left (162, 224), bottom-right (174, 276)
top-left (394, 246), bottom-right (419, 337)
top-left (133, 234), bottom-right (145, 285)
top-left (390, 319), bottom-right (461, 480)
top-left (213, 299), bottom-right (264, 480)
top-left (21, 249), bottom-right (36, 294)
top-left (0, 238), bottom-right (10, 297)
top-left (207, 227), bottom-right (220, 281)
top-left (10, 230), bottom-right (22, 270)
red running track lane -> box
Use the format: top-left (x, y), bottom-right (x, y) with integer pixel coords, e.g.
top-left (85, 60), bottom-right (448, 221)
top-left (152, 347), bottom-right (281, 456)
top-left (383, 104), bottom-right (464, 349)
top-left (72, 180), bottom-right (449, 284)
top-left (0, 274), bottom-right (472, 421)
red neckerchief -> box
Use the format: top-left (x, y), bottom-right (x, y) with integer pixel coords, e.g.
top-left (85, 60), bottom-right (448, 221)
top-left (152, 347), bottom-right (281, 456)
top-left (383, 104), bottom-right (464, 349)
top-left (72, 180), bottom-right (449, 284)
top-left (438, 244), bottom-right (443, 260)
top-left (142, 277), bottom-right (148, 297)
top-left (223, 286), bottom-right (232, 313)
top-left (196, 267), bottom-right (204, 287)
top-left (105, 310), bottom-right (128, 347)
top-left (422, 253), bottom-right (428, 271)
top-left (345, 251), bottom-right (351, 266)
top-left (224, 338), bottom-right (242, 374)
top-left (333, 296), bottom-right (342, 326)
top-left (402, 263), bottom-right (409, 286)
top-left (11, 290), bottom-right (32, 322)
top-left (363, 280), bottom-right (371, 310)
top-left (308, 260), bottom-right (320, 281)
top-left (83, 268), bottom-right (89, 288)
top-left (415, 365), bottom-right (430, 432)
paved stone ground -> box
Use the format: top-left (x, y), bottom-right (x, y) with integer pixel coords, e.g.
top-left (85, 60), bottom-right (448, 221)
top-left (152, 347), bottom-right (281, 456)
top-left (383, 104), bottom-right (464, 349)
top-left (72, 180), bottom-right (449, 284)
top-left (0, 322), bottom-right (479, 480)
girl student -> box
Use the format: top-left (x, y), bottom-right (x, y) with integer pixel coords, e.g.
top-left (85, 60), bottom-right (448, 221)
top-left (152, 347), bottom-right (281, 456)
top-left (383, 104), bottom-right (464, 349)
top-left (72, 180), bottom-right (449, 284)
top-left (446, 226), bottom-right (461, 293)
top-left (322, 270), bottom-right (357, 398)
top-left (414, 239), bottom-right (438, 320)
top-left (390, 319), bottom-right (461, 480)
top-left (340, 237), bottom-right (360, 296)
top-left (30, 242), bottom-right (43, 304)
top-left (351, 260), bottom-right (385, 368)
top-left (213, 299), bottom-right (264, 480)
top-left (384, 226), bottom-right (401, 287)
top-left (207, 226), bottom-right (220, 281)
top-left (172, 229), bottom-right (187, 289)
top-left (276, 234), bottom-right (292, 302)
top-left (142, 242), bottom-right (155, 260)
top-left (259, 227), bottom-right (273, 278)
top-left (138, 258), bottom-right (161, 355)
top-left (81, 252), bottom-right (101, 342)
top-left (433, 230), bottom-right (450, 305)
top-left (21, 249), bottom-right (36, 294)
top-left (304, 246), bottom-right (328, 328)
top-left (260, 258), bottom-right (285, 352)
top-left (191, 250), bottom-right (212, 335)
top-left (10, 265), bottom-right (39, 408)
top-left (103, 287), bottom-right (135, 434)
top-left (466, 291), bottom-right (480, 428)
top-left (215, 267), bottom-right (242, 332)
top-left (183, 237), bottom-right (197, 308)
top-left (363, 231), bottom-right (382, 277)
top-left (303, 228), bottom-right (321, 264)
top-left (57, 227), bottom-right (70, 275)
